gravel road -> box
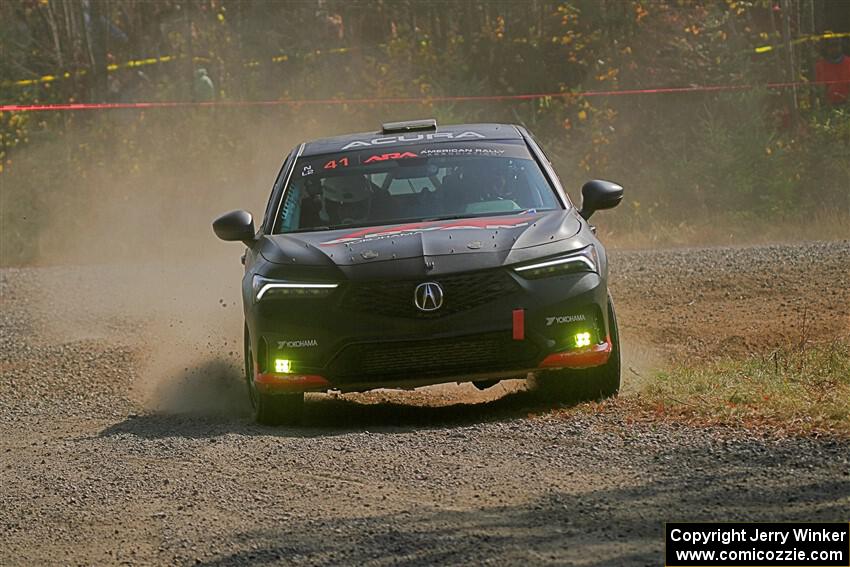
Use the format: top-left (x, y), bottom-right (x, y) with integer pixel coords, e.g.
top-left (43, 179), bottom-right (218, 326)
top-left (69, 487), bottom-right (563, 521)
top-left (1, 241), bottom-right (848, 566)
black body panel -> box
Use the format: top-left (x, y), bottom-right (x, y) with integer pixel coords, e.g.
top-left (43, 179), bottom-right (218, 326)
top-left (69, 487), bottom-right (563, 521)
top-left (224, 122), bottom-right (619, 394)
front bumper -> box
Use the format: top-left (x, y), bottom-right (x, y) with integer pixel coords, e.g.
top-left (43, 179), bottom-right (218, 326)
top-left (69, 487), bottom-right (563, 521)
top-left (254, 371), bottom-right (330, 394)
top-left (247, 269), bottom-right (611, 393)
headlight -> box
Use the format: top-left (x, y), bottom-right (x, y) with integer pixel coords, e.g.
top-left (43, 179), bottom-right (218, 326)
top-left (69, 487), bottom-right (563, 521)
top-left (252, 275), bottom-right (338, 302)
top-left (513, 245), bottom-right (598, 279)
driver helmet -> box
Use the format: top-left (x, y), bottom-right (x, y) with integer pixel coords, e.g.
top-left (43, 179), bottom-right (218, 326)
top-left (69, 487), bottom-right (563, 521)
top-left (321, 175), bottom-right (372, 224)
top-left (461, 159), bottom-right (508, 201)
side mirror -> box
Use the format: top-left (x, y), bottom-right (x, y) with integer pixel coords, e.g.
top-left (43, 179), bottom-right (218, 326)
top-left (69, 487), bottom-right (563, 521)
top-left (213, 210), bottom-right (255, 245)
top-left (579, 179), bottom-right (623, 220)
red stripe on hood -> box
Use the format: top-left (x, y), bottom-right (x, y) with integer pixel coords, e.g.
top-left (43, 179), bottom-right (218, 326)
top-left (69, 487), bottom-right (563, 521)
top-left (320, 215), bottom-right (535, 246)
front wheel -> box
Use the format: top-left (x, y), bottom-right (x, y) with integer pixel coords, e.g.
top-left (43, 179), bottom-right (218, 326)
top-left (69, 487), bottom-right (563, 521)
top-left (254, 391), bottom-right (304, 426)
top-left (244, 324), bottom-right (304, 426)
top-left (529, 294), bottom-right (621, 404)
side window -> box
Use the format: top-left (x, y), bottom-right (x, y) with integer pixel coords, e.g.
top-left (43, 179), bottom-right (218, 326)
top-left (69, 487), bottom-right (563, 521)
top-left (262, 148), bottom-right (297, 233)
top-left (523, 134), bottom-right (571, 209)
top-left (278, 185), bottom-right (302, 232)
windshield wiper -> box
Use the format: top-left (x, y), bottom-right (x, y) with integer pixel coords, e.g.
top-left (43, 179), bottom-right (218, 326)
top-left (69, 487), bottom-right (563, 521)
top-left (285, 209), bottom-right (547, 234)
top-left (421, 209), bottom-right (536, 223)
top-left (287, 226), bottom-right (331, 233)
top-left (419, 214), bottom-right (473, 223)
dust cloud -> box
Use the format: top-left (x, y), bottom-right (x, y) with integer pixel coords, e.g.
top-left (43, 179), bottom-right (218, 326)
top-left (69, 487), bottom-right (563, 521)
top-left (4, 107), bottom-right (663, 415)
top-left (617, 337), bottom-right (665, 394)
top-left (3, 95), bottom-right (523, 416)
top-left (4, 110), bottom-right (368, 415)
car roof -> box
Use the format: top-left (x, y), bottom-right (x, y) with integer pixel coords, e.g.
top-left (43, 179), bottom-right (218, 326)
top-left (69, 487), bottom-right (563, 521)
top-left (301, 123), bottom-right (523, 157)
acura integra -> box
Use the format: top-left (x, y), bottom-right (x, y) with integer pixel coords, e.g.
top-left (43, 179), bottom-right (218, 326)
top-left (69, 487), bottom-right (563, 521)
top-left (213, 119), bottom-right (624, 425)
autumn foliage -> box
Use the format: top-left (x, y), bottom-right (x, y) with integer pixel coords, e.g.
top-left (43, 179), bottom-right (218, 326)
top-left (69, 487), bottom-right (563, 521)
top-left (1, 1), bottom-right (848, 264)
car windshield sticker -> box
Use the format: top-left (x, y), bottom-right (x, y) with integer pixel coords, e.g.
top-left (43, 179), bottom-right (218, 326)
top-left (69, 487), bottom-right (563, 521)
top-left (322, 157), bottom-right (351, 170)
top-left (340, 131), bottom-right (486, 150)
top-left (298, 141), bottom-right (530, 175)
top-left (363, 151), bottom-right (419, 163)
top-left (418, 147), bottom-right (505, 157)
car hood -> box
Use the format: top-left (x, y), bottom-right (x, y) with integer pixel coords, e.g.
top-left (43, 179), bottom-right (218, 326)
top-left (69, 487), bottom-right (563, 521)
top-left (259, 210), bottom-right (584, 276)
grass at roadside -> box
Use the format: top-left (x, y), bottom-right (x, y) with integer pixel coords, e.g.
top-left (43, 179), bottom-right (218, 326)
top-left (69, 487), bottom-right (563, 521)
top-left (563, 341), bottom-right (850, 436)
top-left (636, 341), bottom-right (850, 435)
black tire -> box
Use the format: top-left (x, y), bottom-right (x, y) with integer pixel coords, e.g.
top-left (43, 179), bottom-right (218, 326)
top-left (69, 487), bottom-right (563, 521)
top-left (244, 324), bottom-right (305, 426)
top-left (244, 325), bottom-right (258, 409)
top-left (530, 294), bottom-right (621, 404)
top-left (254, 391), bottom-right (304, 426)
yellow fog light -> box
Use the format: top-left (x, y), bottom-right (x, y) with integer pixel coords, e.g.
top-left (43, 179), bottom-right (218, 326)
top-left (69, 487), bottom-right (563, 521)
top-left (574, 332), bottom-right (591, 348)
top-left (274, 359), bottom-right (293, 373)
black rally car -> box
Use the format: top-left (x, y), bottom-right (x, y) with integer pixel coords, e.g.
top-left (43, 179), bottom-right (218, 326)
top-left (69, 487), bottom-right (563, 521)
top-left (213, 120), bottom-right (623, 425)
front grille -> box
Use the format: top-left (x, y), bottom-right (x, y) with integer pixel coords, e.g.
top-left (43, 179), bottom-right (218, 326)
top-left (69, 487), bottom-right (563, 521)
top-left (341, 270), bottom-right (520, 318)
top-left (327, 332), bottom-right (539, 381)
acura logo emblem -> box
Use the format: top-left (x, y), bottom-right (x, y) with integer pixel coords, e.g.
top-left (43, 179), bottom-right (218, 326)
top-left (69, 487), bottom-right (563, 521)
top-left (414, 282), bottom-right (444, 312)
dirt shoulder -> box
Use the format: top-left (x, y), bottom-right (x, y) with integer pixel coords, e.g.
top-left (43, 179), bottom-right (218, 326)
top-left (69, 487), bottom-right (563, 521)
top-left (1, 241), bottom-right (848, 566)
top-left (611, 241), bottom-right (850, 362)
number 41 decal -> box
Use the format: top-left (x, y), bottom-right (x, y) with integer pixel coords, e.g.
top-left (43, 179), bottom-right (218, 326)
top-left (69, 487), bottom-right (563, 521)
top-left (323, 157), bottom-right (350, 169)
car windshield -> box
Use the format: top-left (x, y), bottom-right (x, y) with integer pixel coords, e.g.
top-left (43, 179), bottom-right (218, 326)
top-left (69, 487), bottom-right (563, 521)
top-left (274, 140), bottom-right (561, 233)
